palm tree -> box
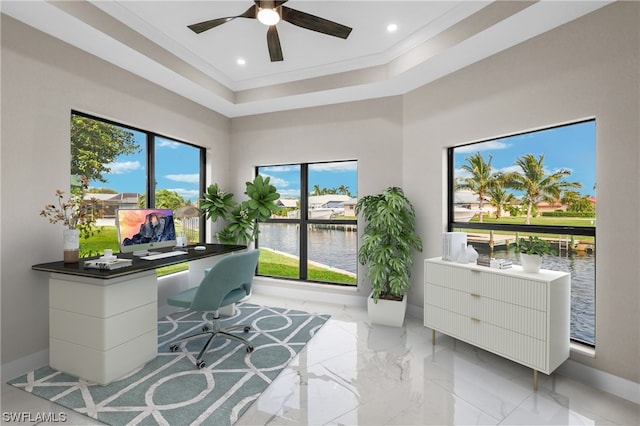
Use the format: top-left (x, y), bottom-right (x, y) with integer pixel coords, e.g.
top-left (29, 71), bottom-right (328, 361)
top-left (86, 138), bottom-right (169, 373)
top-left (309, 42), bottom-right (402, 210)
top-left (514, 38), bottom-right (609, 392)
top-left (337, 184), bottom-right (350, 196)
top-left (312, 184), bottom-right (322, 196)
top-left (456, 152), bottom-right (497, 222)
top-left (506, 154), bottom-right (582, 224)
top-left (487, 186), bottom-right (514, 219)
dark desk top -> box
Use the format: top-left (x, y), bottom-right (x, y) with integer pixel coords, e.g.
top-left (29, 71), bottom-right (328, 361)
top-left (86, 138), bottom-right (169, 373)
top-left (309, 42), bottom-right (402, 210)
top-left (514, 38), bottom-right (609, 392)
top-left (32, 244), bottom-right (247, 279)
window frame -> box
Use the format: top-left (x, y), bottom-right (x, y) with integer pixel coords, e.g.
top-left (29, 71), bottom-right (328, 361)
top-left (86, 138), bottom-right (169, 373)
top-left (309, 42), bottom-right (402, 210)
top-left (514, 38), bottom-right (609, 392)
top-left (71, 110), bottom-right (206, 243)
top-left (255, 160), bottom-right (358, 285)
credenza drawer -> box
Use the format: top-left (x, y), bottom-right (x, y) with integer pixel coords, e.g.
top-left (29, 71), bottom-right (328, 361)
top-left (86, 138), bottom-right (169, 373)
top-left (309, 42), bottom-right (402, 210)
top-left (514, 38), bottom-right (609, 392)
top-left (469, 318), bottom-right (546, 370)
top-left (426, 262), bottom-right (547, 310)
top-left (426, 283), bottom-right (546, 339)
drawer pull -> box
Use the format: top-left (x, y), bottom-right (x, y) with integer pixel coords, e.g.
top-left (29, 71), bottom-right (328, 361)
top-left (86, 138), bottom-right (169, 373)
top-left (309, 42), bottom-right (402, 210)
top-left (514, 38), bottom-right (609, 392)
top-left (470, 317), bottom-right (481, 322)
top-left (470, 269), bottom-right (482, 273)
top-left (470, 293), bottom-right (481, 298)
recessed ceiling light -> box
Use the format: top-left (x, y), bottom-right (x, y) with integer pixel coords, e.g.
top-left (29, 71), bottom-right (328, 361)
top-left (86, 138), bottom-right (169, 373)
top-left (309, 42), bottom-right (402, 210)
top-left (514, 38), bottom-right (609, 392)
top-left (237, 58), bottom-right (246, 66)
top-left (387, 23), bottom-right (398, 33)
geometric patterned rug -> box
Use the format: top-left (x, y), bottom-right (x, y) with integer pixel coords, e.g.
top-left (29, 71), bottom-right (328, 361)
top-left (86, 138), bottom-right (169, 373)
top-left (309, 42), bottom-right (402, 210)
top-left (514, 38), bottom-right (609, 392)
top-left (8, 303), bottom-right (330, 425)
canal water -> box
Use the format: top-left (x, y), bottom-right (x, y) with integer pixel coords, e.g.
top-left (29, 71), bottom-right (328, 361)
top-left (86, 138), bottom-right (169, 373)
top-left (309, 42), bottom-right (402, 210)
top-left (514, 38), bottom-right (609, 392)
top-left (257, 224), bottom-right (595, 345)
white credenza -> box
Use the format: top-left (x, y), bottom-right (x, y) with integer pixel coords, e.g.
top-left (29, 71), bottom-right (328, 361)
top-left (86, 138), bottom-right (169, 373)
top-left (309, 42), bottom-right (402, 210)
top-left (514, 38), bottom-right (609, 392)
top-left (424, 257), bottom-right (570, 390)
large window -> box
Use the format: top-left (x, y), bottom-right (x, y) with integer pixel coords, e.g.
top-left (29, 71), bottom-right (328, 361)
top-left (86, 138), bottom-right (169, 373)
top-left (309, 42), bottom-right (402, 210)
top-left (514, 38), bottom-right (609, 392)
top-left (71, 111), bottom-right (205, 258)
top-left (256, 161), bottom-right (358, 285)
top-left (449, 120), bottom-right (596, 346)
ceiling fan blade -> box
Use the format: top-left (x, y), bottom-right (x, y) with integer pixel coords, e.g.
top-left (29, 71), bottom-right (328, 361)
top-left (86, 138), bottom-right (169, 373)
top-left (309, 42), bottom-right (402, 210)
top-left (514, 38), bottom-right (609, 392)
top-left (267, 25), bottom-right (283, 62)
top-left (188, 5), bottom-right (257, 34)
top-left (255, 1), bottom-right (289, 7)
top-left (281, 6), bottom-right (352, 39)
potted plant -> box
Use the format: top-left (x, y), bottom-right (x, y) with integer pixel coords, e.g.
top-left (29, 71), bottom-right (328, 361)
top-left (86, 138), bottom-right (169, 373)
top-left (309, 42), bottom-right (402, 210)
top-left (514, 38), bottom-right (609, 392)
top-left (40, 176), bottom-right (105, 262)
top-left (356, 187), bottom-right (423, 327)
top-left (512, 236), bottom-right (557, 273)
top-left (200, 175), bottom-right (280, 245)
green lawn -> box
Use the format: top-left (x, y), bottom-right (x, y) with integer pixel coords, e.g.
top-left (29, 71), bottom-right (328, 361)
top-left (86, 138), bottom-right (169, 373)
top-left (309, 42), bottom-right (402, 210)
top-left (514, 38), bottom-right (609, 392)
top-left (81, 226), bottom-right (356, 283)
top-left (474, 216), bottom-right (596, 227)
top-left (257, 248), bottom-right (356, 285)
top-left (458, 216), bottom-right (595, 243)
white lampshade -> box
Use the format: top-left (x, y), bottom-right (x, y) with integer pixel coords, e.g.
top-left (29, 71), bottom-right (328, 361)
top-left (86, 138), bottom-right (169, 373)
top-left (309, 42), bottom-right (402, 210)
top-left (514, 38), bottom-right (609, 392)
top-left (257, 8), bottom-right (280, 26)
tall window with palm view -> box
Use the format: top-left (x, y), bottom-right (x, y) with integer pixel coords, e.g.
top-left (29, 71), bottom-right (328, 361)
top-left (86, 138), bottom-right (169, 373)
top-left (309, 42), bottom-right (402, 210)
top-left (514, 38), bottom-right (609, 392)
top-left (449, 120), bottom-right (596, 346)
top-left (256, 161), bottom-right (357, 285)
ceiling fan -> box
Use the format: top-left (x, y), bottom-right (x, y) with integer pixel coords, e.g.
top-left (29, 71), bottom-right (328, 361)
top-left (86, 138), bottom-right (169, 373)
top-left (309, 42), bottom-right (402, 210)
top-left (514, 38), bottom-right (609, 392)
top-left (187, 0), bottom-right (352, 62)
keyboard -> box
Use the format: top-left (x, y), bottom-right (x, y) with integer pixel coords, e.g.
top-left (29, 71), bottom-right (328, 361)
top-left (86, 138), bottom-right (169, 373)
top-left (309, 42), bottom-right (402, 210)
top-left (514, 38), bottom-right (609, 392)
top-left (140, 251), bottom-right (188, 261)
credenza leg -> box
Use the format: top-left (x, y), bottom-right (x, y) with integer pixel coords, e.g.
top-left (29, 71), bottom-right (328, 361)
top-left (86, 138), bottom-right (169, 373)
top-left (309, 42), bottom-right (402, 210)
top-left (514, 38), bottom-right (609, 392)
top-left (533, 369), bottom-right (539, 391)
top-left (432, 329), bottom-right (436, 345)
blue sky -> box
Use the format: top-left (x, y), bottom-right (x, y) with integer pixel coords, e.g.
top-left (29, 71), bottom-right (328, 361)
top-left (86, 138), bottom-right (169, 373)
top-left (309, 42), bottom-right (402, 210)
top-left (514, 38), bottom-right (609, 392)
top-left (92, 120), bottom-right (593, 202)
top-left (91, 134), bottom-right (358, 202)
top-left (260, 161), bottom-right (358, 199)
top-left (454, 120), bottom-right (596, 196)
top-left (89, 133), bottom-right (201, 202)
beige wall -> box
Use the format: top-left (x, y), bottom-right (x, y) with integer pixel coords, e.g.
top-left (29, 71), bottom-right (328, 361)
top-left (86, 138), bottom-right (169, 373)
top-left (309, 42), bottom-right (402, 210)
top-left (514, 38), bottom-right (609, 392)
top-left (0, 15), bottom-right (230, 366)
top-left (230, 97), bottom-right (404, 298)
top-left (403, 2), bottom-right (639, 382)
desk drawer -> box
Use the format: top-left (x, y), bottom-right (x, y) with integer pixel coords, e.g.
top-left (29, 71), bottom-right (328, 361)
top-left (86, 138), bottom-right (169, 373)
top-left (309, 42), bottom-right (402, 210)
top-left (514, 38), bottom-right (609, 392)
top-left (50, 272), bottom-right (157, 318)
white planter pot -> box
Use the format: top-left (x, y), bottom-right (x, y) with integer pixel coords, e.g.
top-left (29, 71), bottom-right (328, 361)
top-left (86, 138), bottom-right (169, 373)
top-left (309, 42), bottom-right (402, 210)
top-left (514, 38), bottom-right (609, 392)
top-left (520, 253), bottom-right (542, 273)
top-left (367, 291), bottom-right (407, 327)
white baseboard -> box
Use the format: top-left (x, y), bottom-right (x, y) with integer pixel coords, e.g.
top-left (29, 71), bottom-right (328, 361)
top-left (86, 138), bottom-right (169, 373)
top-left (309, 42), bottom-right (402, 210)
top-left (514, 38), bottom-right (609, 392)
top-left (1, 349), bottom-right (49, 382)
top-left (251, 277), bottom-right (367, 307)
top-left (556, 359), bottom-right (640, 405)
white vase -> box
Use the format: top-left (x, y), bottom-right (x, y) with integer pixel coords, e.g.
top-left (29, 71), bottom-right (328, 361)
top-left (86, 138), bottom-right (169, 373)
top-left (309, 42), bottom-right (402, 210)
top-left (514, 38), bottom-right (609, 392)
top-left (520, 253), bottom-right (542, 273)
top-left (63, 228), bottom-right (80, 263)
top-left (456, 242), bottom-right (468, 263)
top-left (466, 245), bottom-right (479, 263)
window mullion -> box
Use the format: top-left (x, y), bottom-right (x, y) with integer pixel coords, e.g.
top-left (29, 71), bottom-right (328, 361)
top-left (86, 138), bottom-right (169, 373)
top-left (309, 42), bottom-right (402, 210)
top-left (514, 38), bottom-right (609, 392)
top-left (147, 134), bottom-right (155, 208)
top-left (300, 164), bottom-right (309, 280)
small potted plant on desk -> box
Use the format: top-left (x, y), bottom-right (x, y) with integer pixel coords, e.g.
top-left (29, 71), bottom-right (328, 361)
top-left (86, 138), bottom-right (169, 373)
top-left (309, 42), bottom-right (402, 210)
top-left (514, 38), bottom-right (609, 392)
top-left (356, 187), bottom-right (423, 327)
top-left (512, 236), bottom-right (557, 273)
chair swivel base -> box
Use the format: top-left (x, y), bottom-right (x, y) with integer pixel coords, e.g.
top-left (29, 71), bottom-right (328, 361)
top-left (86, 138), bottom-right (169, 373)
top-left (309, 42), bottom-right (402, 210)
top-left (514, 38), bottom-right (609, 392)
top-left (169, 324), bottom-right (254, 369)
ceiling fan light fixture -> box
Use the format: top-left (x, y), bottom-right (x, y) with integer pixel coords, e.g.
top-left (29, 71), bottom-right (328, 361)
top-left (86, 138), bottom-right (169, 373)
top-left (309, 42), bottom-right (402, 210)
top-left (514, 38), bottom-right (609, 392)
top-left (257, 8), bottom-right (280, 26)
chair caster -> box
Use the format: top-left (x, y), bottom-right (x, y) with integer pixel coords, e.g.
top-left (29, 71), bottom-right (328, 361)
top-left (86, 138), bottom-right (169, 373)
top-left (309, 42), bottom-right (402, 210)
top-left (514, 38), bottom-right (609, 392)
top-left (246, 346), bottom-right (254, 353)
top-left (202, 325), bottom-right (211, 332)
top-left (243, 326), bottom-right (251, 333)
top-left (197, 360), bottom-right (206, 369)
top-left (169, 344), bottom-right (179, 352)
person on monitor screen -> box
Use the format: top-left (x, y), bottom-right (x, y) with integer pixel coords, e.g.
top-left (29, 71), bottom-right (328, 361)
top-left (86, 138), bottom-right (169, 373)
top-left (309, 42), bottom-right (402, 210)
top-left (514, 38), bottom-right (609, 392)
top-left (123, 212), bottom-right (176, 245)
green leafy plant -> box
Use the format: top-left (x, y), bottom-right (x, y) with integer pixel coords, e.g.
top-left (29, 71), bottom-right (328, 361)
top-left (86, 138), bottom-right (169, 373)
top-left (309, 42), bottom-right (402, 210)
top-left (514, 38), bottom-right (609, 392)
top-left (511, 236), bottom-right (557, 256)
top-left (200, 183), bottom-right (237, 222)
top-left (200, 175), bottom-right (280, 245)
top-left (355, 187), bottom-right (423, 303)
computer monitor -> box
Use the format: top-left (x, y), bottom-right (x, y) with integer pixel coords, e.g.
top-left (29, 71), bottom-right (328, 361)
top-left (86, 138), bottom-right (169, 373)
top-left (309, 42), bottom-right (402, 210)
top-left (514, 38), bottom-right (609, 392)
top-left (116, 208), bottom-right (177, 256)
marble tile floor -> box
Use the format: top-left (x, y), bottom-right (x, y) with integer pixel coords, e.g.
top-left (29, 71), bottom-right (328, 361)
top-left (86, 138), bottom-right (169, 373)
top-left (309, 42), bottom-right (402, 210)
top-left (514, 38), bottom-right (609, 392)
top-left (2, 293), bottom-right (639, 425)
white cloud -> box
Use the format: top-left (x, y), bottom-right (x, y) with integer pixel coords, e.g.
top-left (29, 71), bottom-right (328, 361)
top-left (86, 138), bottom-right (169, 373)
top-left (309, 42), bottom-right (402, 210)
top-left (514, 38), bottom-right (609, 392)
top-left (168, 188), bottom-right (200, 201)
top-left (260, 173), bottom-right (291, 189)
top-left (261, 165), bottom-right (299, 173)
top-left (309, 161), bottom-right (357, 172)
top-left (456, 141), bottom-right (510, 153)
top-left (106, 161), bottom-right (142, 174)
top-left (156, 140), bottom-right (180, 149)
top-left (165, 173), bottom-right (200, 183)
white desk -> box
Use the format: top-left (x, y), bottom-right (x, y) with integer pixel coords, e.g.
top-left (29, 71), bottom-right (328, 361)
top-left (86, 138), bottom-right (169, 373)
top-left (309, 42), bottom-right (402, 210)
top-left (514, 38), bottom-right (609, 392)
top-left (33, 244), bottom-right (245, 384)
